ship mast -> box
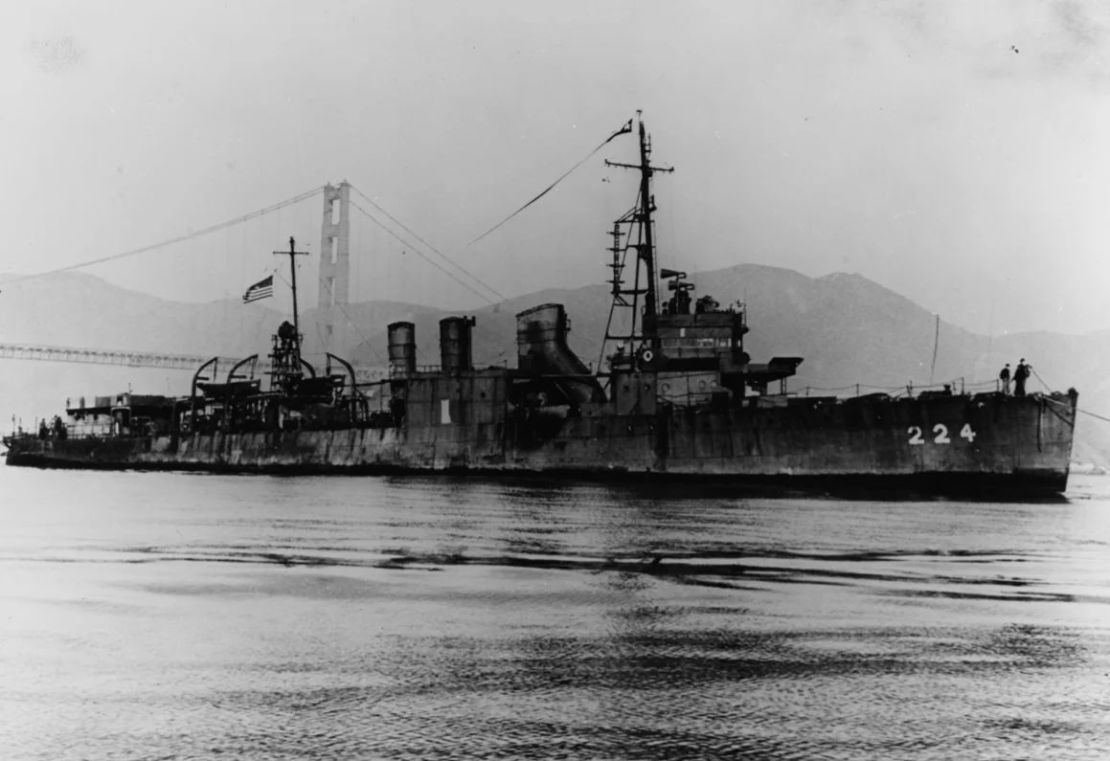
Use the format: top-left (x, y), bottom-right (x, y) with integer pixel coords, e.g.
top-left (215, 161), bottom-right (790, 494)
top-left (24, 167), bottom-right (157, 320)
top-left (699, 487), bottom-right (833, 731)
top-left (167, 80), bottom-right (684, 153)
top-left (637, 119), bottom-right (659, 320)
top-left (602, 113), bottom-right (673, 366)
top-left (276, 236), bottom-right (309, 361)
top-left (269, 236), bottom-right (310, 392)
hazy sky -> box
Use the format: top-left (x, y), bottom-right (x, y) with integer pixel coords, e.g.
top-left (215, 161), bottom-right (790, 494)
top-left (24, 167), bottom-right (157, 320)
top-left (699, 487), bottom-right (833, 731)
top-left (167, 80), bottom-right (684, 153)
top-left (3, 0), bottom-right (1109, 336)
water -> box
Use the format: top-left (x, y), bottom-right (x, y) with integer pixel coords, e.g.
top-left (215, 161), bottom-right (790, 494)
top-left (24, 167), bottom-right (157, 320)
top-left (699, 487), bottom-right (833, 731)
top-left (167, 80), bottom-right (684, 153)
top-left (2, 468), bottom-right (1109, 760)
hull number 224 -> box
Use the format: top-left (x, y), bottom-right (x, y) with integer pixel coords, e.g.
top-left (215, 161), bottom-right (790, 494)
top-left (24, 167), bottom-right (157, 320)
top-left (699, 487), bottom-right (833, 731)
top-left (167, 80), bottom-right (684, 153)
top-left (908, 424), bottom-right (976, 445)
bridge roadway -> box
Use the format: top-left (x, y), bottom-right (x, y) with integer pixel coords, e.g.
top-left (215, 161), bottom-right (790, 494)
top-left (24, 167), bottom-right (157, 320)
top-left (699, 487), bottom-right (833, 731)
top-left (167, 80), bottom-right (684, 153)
top-left (0, 342), bottom-right (387, 383)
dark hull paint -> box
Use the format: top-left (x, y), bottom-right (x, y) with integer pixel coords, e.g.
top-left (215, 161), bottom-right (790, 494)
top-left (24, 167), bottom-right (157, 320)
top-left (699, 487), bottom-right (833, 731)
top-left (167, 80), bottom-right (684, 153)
top-left (4, 390), bottom-right (1078, 497)
top-left (1, 451), bottom-right (1068, 499)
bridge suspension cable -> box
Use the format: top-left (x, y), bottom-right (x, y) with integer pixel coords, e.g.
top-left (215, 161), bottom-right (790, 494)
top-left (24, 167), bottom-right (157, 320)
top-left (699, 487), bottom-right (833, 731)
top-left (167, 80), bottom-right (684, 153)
top-left (349, 200), bottom-right (503, 306)
top-left (6, 185), bottom-right (326, 285)
top-left (7, 180), bottom-right (507, 308)
top-left (349, 184), bottom-right (505, 303)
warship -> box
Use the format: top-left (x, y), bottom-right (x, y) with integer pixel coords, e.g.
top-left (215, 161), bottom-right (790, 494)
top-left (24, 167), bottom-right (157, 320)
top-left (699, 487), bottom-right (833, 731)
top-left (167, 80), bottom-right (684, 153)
top-left (2, 117), bottom-right (1078, 494)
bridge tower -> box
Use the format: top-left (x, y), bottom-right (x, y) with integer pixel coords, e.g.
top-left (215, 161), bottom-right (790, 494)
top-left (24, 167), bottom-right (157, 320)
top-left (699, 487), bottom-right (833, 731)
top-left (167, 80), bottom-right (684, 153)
top-left (318, 181), bottom-right (351, 353)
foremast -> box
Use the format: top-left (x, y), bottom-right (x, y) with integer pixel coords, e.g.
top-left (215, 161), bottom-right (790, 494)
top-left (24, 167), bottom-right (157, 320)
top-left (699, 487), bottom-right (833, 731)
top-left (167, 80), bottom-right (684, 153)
top-left (603, 113), bottom-right (673, 370)
top-left (598, 116), bottom-right (797, 398)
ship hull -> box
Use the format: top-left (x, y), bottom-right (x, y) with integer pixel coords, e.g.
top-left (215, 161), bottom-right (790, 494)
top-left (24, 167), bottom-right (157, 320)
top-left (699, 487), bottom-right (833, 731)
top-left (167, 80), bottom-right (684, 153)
top-left (4, 390), bottom-right (1077, 496)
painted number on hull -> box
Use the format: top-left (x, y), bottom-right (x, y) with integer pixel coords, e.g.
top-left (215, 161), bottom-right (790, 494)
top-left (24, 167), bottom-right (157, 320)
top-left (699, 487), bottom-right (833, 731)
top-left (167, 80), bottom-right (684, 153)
top-left (907, 424), bottom-right (976, 445)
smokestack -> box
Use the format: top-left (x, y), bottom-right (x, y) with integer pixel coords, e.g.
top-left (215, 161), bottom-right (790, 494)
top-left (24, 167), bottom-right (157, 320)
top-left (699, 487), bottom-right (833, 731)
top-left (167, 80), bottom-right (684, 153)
top-left (439, 316), bottom-right (475, 374)
top-left (515, 303), bottom-right (605, 404)
top-left (516, 303), bottom-right (569, 372)
top-left (387, 321), bottom-right (416, 377)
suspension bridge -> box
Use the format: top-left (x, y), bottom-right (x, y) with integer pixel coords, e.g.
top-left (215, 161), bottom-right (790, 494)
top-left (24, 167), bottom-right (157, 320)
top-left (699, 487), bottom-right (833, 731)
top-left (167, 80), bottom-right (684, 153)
top-left (0, 181), bottom-right (505, 379)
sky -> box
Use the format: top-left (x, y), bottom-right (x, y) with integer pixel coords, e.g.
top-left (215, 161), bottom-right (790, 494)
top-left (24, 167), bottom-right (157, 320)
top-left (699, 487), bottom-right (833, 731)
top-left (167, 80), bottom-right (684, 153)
top-left (2, 0), bottom-right (1109, 337)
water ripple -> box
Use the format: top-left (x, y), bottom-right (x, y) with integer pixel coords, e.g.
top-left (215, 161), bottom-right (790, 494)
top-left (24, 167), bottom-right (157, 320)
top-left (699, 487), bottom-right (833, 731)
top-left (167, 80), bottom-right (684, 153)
top-left (3, 470), bottom-right (1110, 760)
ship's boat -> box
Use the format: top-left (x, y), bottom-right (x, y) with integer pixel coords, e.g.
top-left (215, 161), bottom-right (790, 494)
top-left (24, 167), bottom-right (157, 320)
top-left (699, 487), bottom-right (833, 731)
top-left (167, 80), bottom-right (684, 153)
top-left (2, 117), bottom-right (1078, 495)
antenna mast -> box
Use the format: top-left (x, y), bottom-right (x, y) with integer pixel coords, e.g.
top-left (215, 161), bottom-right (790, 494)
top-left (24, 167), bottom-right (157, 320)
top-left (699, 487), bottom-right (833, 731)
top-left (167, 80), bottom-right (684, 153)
top-left (601, 112), bottom-right (674, 367)
top-left (268, 237), bottom-right (311, 393)
top-left (275, 236), bottom-right (310, 359)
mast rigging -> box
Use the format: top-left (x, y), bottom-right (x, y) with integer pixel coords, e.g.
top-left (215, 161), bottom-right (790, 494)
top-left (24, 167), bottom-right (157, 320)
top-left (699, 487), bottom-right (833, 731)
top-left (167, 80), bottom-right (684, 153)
top-left (602, 113), bottom-right (674, 368)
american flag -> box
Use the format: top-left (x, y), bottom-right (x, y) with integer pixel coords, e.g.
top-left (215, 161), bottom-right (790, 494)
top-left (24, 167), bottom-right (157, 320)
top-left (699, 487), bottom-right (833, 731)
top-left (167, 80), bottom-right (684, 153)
top-left (242, 275), bottom-right (274, 303)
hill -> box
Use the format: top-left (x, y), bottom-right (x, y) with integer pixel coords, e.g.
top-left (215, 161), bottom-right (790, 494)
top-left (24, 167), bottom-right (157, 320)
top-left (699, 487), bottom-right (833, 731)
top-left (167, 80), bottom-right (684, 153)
top-left (2, 266), bottom-right (1108, 464)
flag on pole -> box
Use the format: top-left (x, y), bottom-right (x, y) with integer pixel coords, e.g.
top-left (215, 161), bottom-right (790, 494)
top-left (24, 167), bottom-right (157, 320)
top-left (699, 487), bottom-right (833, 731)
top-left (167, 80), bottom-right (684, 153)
top-left (242, 275), bottom-right (274, 303)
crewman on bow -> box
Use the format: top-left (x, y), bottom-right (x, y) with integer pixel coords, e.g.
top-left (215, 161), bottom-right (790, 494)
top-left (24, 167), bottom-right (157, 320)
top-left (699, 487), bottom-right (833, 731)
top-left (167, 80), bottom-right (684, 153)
top-left (1014, 358), bottom-right (1031, 397)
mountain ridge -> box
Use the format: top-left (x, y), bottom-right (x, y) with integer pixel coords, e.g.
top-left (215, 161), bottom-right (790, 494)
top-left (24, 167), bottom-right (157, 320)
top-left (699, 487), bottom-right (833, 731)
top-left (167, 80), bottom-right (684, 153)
top-left (3, 263), bottom-right (1108, 464)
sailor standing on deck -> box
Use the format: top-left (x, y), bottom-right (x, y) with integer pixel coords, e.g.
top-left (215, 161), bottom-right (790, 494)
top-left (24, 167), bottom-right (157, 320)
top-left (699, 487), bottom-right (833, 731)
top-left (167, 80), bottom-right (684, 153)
top-left (999, 363), bottom-right (1011, 395)
top-left (1014, 358), bottom-right (1031, 397)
